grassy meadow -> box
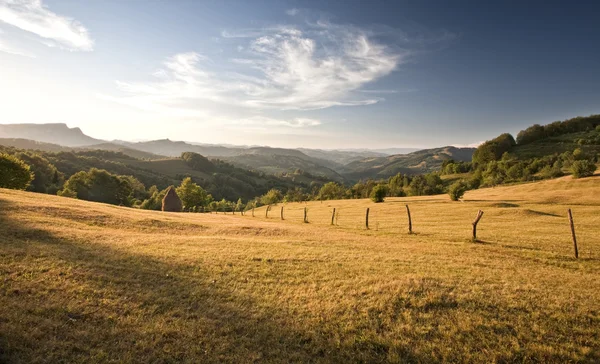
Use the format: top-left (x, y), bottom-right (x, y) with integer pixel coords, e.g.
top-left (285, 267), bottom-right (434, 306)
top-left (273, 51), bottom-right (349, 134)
top-left (1, 174), bottom-right (600, 363)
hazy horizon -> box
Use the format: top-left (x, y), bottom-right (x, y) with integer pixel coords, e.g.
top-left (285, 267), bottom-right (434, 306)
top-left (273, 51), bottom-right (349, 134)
top-left (1, 0), bottom-right (599, 149)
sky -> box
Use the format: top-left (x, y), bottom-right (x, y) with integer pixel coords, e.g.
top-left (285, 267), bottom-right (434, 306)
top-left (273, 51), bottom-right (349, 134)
top-left (1, 0), bottom-right (599, 149)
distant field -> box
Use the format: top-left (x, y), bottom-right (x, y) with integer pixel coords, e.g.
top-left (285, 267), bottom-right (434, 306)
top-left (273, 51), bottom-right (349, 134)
top-left (1, 174), bottom-right (600, 363)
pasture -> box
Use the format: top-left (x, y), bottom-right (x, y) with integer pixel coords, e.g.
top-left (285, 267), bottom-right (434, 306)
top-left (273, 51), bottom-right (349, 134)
top-left (1, 175), bottom-right (599, 363)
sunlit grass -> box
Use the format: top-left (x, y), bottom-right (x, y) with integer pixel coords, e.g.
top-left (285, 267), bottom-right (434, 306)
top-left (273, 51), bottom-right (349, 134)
top-left (1, 173), bottom-right (599, 362)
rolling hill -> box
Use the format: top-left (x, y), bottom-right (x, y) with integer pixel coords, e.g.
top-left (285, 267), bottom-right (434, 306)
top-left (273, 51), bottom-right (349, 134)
top-left (1, 174), bottom-right (599, 362)
top-left (341, 146), bottom-right (476, 180)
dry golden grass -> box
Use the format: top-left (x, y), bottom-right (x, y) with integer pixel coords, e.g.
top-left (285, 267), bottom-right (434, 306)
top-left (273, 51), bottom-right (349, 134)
top-left (1, 174), bottom-right (600, 363)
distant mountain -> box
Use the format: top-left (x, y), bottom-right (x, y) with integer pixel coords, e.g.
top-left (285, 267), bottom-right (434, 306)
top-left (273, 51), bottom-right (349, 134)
top-left (0, 138), bottom-right (71, 152)
top-left (0, 123), bottom-right (463, 182)
top-left (0, 123), bottom-right (102, 147)
top-left (337, 147), bottom-right (420, 155)
top-left (341, 146), bottom-right (476, 180)
top-left (297, 148), bottom-right (387, 165)
top-left (117, 139), bottom-right (245, 157)
top-left (0, 138), bottom-right (165, 160)
top-left (220, 147), bottom-right (345, 182)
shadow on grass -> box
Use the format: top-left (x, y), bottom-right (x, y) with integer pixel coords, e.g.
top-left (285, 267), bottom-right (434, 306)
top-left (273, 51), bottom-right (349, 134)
top-left (2, 196), bottom-right (599, 364)
top-left (0, 198), bottom-right (428, 364)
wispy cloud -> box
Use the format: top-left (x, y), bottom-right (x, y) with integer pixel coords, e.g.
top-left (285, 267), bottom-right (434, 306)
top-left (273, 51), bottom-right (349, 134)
top-left (108, 19), bottom-right (407, 121)
top-left (285, 8), bottom-right (299, 16)
top-left (237, 116), bottom-right (321, 129)
top-left (0, 0), bottom-right (93, 51)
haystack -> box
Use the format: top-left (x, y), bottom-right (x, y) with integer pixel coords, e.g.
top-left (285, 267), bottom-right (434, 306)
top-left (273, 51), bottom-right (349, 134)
top-left (162, 186), bottom-right (182, 212)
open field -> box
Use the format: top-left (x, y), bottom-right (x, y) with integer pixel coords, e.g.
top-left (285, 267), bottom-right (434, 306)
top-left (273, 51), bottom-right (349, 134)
top-left (1, 175), bottom-right (600, 363)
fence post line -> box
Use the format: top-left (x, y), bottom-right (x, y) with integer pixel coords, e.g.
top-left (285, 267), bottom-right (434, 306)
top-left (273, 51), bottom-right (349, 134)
top-left (281, 206), bottom-right (284, 220)
top-left (266, 205), bottom-right (270, 218)
top-left (303, 207), bottom-right (308, 223)
top-left (366, 208), bottom-right (370, 230)
top-left (405, 204), bottom-right (412, 234)
top-left (331, 208), bottom-right (336, 225)
top-left (252, 207), bottom-right (255, 217)
top-left (568, 208), bottom-right (579, 259)
top-left (472, 210), bottom-right (484, 242)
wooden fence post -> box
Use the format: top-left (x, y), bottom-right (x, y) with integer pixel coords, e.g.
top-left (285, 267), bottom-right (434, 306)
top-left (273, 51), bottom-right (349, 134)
top-left (281, 206), bottom-right (284, 220)
top-left (303, 207), bottom-right (308, 223)
top-left (366, 208), bottom-right (370, 229)
top-left (568, 209), bottom-right (579, 259)
top-left (331, 208), bottom-right (336, 225)
top-left (405, 204), bottom-right (412, 234)
top-left (252, 207), bottom-right (255, 217)
top-left (472, 210), bottom-right (484, 242)
top-left (266, 205), bottom-right (270, 218)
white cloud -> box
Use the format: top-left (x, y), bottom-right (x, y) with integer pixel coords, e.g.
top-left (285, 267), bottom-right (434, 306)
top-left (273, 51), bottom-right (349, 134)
top-left (237, 116), bottom-right (321, 129)
top-left (0, 0), bottom-right (93, 51)
top-left (0, 32), bottom-right (32, 56)
top-left (286, 8), bottom-right (299, 16)
top-left (452, 141), bottom-right (483, 148)
top-left (107, 20), bottom-right (406, 126)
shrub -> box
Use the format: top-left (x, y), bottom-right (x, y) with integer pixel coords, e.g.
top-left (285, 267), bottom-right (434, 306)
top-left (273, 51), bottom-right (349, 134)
top-left (448, 181), bottom-right (468, 201)
top-left (571, 160), bottom-right (597, 178)
top-left (370, 184), bottom-right (388, 203)
top-left (0, 153), bottom-right (33, 190)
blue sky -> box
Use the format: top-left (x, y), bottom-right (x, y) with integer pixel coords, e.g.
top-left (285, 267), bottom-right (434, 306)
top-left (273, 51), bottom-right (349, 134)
top-left (1, 0), bottom-right (599, 149)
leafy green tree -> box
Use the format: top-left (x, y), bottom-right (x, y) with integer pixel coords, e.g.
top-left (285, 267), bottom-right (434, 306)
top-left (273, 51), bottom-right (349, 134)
top-left (260, 188), bottom-right (283, 205)
top-left (572, 160), bottom-right (597, 178)
top-left (176, 177), bottom-right (212, 210)
top-left (388, 174), bottom-right (407, 197)
top-left (284, 187), bottom-right (304, 202)
top-left (448, 181), bottom-right (468, 201)
top-left (235, 198), bottom-right (244, 212)
top-left (15, 152), bottom-right (63, 194)
top-left (370, 184), bottom-right (388, 203)
top-left (0, 153), bottom-right (33, 190)
top-left (140, 185), bottom-right (169, 210)
top-left (59, 168), bottom-right (134, 206)
top-left (472, 133), bottom-right (516, 166)
top-left (317, 182), bottom-right (346, 200)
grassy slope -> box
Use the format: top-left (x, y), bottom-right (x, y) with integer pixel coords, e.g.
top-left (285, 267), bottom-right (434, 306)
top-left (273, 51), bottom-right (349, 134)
top-left (341, 146), bottom-right (476, 180)
top-left (1, 174), bottom-right (600, 363)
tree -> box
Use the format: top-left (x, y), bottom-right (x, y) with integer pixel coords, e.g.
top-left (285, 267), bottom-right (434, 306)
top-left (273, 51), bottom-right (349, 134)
top-left (448, 181), bottom-right (468, 201)
top-left (176, 177), bottom-right (212, 210)
top-left (370, 184), bottom-right (388, 203)
top-left (571, 160), bottom-right (597, 178)
top-left (260, 188), bottom-right (283, 205)
top-left (317, 182), bottom-right (345, 200)
top-left (15, 152), bottom-right (63, 194)
top-left (140, 186), bottom-right (169, 210)
top-left (284, 187), bottom-right (304, 202)
top-left (0, 153), bottom-right (33, 190)
top-left (235, 198), bottom-right (244, 212)
top-left (472, 133), bottom-right (516, 166)
top-left (58, 168), bottom-right (134, 206)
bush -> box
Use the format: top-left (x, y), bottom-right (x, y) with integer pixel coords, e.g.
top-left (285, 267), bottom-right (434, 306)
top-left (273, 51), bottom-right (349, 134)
top-left (370, 184), bottom-right (388, 203)
top-left (0, 153), bottom-right (33, 190)
top-left (571, 160), bottom-right (597, 178)
top-left (448, 181), bottom-right (468, 201)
